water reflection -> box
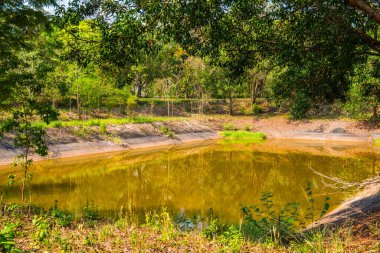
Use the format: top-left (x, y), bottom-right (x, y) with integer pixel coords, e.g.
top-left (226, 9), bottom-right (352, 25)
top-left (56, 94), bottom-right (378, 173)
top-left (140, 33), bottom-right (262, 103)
top-left (0, 140), bottom-right (378, 223)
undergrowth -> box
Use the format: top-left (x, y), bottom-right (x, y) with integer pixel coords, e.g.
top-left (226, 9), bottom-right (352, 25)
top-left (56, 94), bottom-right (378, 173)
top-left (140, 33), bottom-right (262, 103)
top-left (0, 187), bottom-right (377, 252)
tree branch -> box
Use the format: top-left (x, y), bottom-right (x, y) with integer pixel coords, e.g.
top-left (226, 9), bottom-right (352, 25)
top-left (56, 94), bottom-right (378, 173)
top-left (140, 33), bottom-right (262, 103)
top-left (344, 0), bottom-right (380, 25)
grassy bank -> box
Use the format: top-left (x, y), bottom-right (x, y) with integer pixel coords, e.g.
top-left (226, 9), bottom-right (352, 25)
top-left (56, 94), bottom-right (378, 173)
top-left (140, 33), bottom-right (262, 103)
top-left (221, 130), bottom-right (266, 140)
top-left (1, 202), bottom-right (378, 252)
top-left (33, 116), bottom-right (184, 129)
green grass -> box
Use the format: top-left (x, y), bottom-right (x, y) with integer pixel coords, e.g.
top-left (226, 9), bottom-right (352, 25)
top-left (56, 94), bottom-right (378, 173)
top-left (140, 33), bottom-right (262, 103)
top-left (33, 116), bottom-right (184, 129)
top-left (221, 130), bottom-right (266, 140)
top-left (374, 138), bottom-right (380, 146)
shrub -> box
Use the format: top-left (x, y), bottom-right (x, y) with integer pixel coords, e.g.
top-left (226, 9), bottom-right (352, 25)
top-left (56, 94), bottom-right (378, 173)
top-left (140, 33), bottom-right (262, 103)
top-left (127, 95), bottom-right (138, 118)
top-left (290, 92), bottom-right (310, 119)
top-left (81, 201), bottom-right (99, 222)
top-left (32, 215), bottom-right (50, 242)
top-left (88, 120), bottom-right (101, 127)
top-left (51, 121), bottom-right (63, 128)
top-left (99, 122), bottom-right (108, 134)
top-left (223, 123), bottom-right (235, 131)
top-left (145, 208), bottom-right (176, 240)
top-left (0, 224), bottom-right (17, 252)
top-left (160, 125), bottom-right (175, 138)
top-left (244, 124), bottom-right (252, 131)
top-left (50, 202), bottom-right (73, 227)
top-left (218, 225), bottom-right (244, 253)
top-left (252, 103), bottom-right (264, 115)
top-left (344, 83), bottom-right (378, 119)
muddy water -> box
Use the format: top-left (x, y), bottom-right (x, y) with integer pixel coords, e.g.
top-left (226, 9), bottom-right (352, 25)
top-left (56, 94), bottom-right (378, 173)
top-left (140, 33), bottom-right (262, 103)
top-left (0, 140), bottom-right (379, 223)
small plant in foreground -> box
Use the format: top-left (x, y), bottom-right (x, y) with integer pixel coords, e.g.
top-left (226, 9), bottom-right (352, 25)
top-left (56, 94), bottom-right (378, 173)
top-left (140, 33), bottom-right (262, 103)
top-left (218, 225), bottom-right (244, 253)
top-left (0, 224), bottom-right (18, 252)
top-left (241, 192), bottom-right (301, 245)
top-left (81, 201), bottom-right (99, 222)
top-left (50, 202), bottom-right (73, 227)
top-left (145, 208), bottom-right (176, 240)
top-left (32, 215), bottom-right (50, 242)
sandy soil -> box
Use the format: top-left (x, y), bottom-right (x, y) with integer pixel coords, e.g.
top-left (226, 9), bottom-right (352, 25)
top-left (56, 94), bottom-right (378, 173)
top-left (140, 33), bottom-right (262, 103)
top-left (0, 120), bottom-right (220, 165)
top-left (198, 115), bottom-right (380, 141)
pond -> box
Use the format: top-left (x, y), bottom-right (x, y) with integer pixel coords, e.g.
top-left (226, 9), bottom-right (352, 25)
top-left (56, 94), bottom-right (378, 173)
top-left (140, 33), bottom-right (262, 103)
top-left (0, 140), bottom-right (379, 223)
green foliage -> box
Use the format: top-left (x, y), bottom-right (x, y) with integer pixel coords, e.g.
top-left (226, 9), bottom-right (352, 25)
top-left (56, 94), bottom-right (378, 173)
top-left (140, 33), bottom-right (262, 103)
top-left (7, 175), bottom-right (16, 187)
top-left (222, 131), bottom-right (266, 140)
top-left (145, 208), bottom-right (176, 241)
top-left (243, 124), bottom-right (252, 132)
top-left (99, 122), bottom-right (108, 134)
top-left (32, 215), bottom-right (50, 242)
top-left (50, 202), bottom-right (73, 227)
top-left (241, 192), bottom-right (301, 245)
top-left (217, 225), bottom-right (244, 253)
top-left (252, 103), bottom-right (264, 115)
top-left (0, 224), bottom-right (17, 252)
top-left (81, 201), bottom-right (99, 222)
top-left (345, 82), bottom-right (379, 119)
top-left (203, 217), bottom-right (226, 240)
top-left (223, 123), bottom-right (235, 131)
top-left (160, 125), bottom-right (176, 139)
top-left (304, 182), bottom-right (330, 224)
top-left (290, 92), bottom-right (311, 119)
top-left (241, 186), bottom-right (330, 246)
top-left (127, 95), bottom-right (138, 118)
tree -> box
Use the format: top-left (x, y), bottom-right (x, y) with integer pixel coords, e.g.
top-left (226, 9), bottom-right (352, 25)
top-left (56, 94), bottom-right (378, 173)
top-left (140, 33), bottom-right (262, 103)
top-left (1, 47), bottom-right (58, 202)
top-left (0, 0), bottom-right (56, 105)
top-left (156, 0), bottom-right (380, 118)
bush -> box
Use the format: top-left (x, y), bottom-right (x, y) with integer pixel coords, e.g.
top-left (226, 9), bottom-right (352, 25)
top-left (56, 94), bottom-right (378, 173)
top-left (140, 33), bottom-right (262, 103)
top-left (218, 225), bottom-right (244, 253)
top-left (51, 121), bottom-right (63, 128)
top-left (50, 202), bottom-right (73, 227)
top-left (160, 125), bottom-right (175, 138)
top-left (145, 208), bottom-right (176, 240)
top-left (344, 83), bottom-right (378, 119)
top-left (99, 122), bottom-right (107, 134)
top-left (252, 103), bottom-right (264, 115)
top-left (223, 123), bottom-right (235, 131)
top-left (244, 124), bottom-right (252, 131)
top-left (0, 224), bottom-right (17, 252)
top-left (127, 95), bottom-right (138, 118)
top-left (82, 201), bottom-right (99, 222)
top-left (290, 92), bottom-right (310, 119)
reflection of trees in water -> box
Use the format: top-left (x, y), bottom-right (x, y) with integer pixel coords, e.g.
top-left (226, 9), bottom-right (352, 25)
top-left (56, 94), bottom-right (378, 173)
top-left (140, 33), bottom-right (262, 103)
top-left (0, 144), bottom-right (376, 222)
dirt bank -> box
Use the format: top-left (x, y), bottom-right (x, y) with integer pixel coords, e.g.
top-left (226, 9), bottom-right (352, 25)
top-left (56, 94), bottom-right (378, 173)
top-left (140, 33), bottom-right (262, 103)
top-left (0, 120), bottom-right (220, 165)
top-left (306, 179), bottom-right (380, 249)
top-left (309, 179), bottom-right (380, 229)
top-left (1, 116), bottom-right (379, 165)
top-left (199, 115), bottom-right (380, 142)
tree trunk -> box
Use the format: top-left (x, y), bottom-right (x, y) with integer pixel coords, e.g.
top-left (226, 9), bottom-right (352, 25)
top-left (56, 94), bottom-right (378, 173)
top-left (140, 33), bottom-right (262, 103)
top-left (137, 85), bottom-right (143, 98)
top-left (229, 97), bottom-right (233, 115)
top-left (373, 104), bottom-right (378, 118)
top-left (251, 79), bottom-right (257, 105)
